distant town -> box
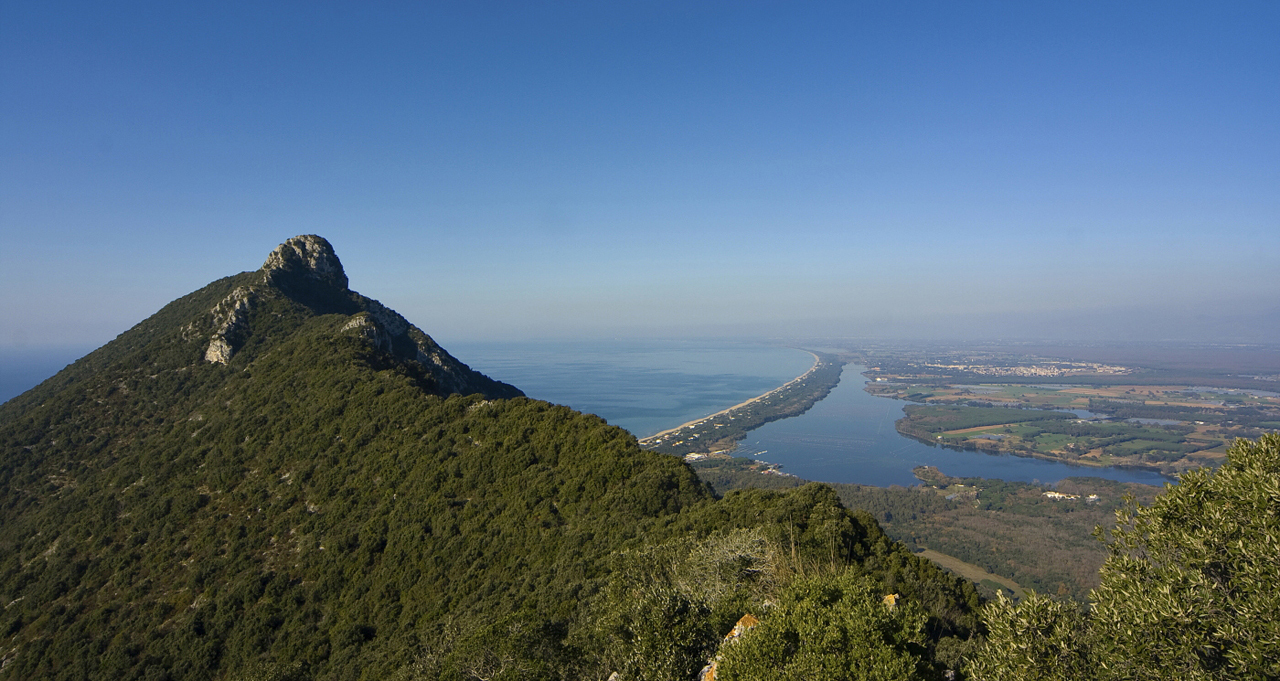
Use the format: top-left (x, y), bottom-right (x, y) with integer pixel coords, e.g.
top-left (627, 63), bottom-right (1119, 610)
top-left (918, 361), bottom-right (1130, 378)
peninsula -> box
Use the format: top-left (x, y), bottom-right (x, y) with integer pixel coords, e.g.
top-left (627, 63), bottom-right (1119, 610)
top-left (639, 351), bottom-right (844, 456)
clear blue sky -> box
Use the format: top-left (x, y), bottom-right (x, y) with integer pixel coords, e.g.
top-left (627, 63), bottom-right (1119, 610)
top-left (3, 1), bottom-right (1278, 350)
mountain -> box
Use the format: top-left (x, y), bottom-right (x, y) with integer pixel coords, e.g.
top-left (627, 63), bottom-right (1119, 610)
top-left (0, 236), bottom-right (979, 681)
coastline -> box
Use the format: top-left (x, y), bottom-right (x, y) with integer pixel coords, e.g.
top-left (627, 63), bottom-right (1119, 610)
top-left (638, 350), bottom-right (848, 457)
top-left (639, 351), bottom-right (820, 444)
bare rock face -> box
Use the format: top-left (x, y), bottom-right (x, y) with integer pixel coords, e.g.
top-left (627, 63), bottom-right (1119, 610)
top-left (200, 235), bottom-right (347, 365)
top-left (261, 235), bottom-right (348, 291)
top-left (202, 287), bottom-right (257, 365)
top-left (362, 298), bottom-right (410, 338)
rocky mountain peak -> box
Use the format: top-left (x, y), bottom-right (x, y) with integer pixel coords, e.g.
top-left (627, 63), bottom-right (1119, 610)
top-left (182, 235), bottom-right (522, 398)
top-left (261, 234), bottom-right (348, 291)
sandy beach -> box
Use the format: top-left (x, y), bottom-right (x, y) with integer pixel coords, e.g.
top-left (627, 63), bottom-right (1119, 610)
top-left (638, 350), bottom-right (820, 444)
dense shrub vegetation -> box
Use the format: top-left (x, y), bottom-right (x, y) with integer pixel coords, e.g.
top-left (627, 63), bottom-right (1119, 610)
top-left (0, 248), bottom-right (980, 680)
top-left (10, 237), bottom-right (1265, 679)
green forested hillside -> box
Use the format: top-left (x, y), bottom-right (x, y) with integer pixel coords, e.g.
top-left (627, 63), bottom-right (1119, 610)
top-left (967, 434), bottom-right (1280, 681)
top-left (692, 456), bottom-right (1161, 601)
top-left (0, 237), bottom-right (980, 681)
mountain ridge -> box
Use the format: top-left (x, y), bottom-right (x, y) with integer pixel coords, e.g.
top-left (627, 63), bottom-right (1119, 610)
top-left (0, 236), bottom-right (980, 681)
top-left (2, 236), bottom-right (519, 420)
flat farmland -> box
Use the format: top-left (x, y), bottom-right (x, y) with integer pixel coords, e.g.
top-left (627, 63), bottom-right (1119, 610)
top-left (873, 381), bottom-right (1280, 475)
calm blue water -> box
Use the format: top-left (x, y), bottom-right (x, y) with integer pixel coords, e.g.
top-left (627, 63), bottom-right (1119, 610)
top-left (451, 339), bottom-right (815, 438)
top-left (742, 365), bottom-right (1171, 487)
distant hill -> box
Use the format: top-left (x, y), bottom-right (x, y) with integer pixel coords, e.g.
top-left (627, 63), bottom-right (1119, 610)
top-left (0, 236), bottom-right (979, 680)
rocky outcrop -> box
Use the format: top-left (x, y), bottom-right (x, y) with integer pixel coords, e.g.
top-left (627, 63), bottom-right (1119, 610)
top-left (697, 613), bottom-right (760, 681)
top-left (196, 235), bottom-right (353, 365)
top-left (340, 313), bottom-right (394, 354)
top-left (194, 235), bottom-right (523, 399)
top-left (337, 303), bottom-right (522, 399)
top-left (202, 286), bottom-right (257, 365)
top-left (261, 234), bottom-right (348, 291)
top-left (361, 298), bottom-right (410, 338)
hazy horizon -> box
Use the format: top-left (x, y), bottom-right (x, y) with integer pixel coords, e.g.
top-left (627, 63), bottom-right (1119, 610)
top-left (6, 331), bottom-right (1279, 407)
top-left (4, 2), bottom-right (1278, 352)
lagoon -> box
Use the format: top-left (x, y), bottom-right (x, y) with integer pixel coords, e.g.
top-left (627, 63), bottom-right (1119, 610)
top-left (741, 364), bottom-right (1171, 487)
top-left (454, 341), bottom-right (1172, 488)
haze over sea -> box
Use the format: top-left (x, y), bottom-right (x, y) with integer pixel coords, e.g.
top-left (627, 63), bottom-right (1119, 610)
top-left (452, 339), bottom-right (813, 439)
top-left (0, 347), bottom-right (95, 404)
top-left (454, 340), bottom-right (1171, 488)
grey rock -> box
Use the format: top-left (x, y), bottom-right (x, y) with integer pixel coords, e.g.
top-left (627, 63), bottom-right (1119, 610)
top-left (261, 234), bottom-right (348, 291)
top-left (203, 286), bottom-right (257, 364)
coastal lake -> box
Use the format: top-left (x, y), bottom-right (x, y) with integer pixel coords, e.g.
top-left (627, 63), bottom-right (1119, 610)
top-left (740, 363), bottom-right (1170, 488)
top-left (456, 340), bottom-right (1171, 488)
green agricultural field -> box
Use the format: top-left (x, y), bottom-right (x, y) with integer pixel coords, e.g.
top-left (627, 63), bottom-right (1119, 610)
top-left (984, 386), bottom-right (1075, 403)
top-left (895, 404), bottom-right (1222, 475)
top-left (1031, 433), bottom-right (1075, 450)
top-left (901, 405), bottom-right (1074, 432)
top-left (916, 549), bottom-right (1028, 600)
top-left (865, 371), bottom-right (1280, 476)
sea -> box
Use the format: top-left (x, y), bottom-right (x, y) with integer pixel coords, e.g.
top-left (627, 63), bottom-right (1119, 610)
top-left (450, 339), bottom-right (815, 438)
top-left (0, 347), bottom-right (93, 404)
top-left (3, 340), bottom-right (1172, 487)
